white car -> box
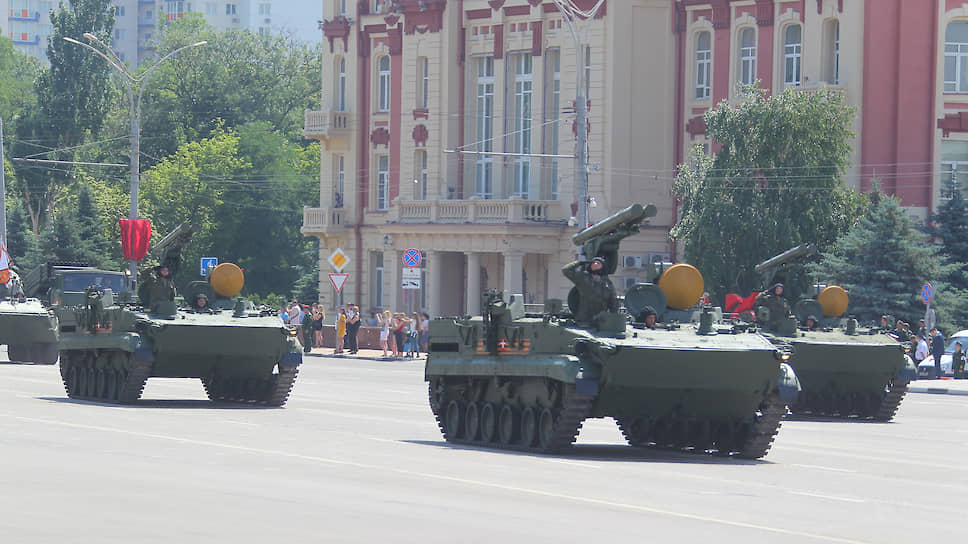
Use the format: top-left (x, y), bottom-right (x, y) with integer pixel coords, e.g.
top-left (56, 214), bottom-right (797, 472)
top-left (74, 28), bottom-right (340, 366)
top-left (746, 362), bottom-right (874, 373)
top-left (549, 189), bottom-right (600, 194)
top-left (917, 330), bottom-right (968, 378)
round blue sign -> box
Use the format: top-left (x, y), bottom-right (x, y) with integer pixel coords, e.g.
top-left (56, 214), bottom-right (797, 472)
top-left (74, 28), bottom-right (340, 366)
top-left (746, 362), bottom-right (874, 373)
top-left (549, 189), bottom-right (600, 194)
top-left (403, 248), bottom-right (421, 267)
top-left (921, 283), bottom-right (933, 304)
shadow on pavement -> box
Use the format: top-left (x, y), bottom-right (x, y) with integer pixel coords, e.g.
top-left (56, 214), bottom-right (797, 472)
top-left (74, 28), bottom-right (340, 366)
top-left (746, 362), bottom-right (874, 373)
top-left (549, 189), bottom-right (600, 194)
top-left (36, 396), bottom-right (286, 410)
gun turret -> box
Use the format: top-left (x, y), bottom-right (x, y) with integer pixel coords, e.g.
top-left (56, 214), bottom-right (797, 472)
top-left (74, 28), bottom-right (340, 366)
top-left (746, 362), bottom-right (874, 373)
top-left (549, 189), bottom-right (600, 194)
top-left (151, 223), bottom-right (198, 278)
top-left (754, 243), bottom-right (818, 287)
top-left (571, 203), bottom-right (657, 274)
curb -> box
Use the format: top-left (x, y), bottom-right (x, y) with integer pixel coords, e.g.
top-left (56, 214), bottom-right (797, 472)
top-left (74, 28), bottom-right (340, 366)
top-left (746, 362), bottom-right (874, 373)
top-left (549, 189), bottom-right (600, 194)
top-left (907, 386), bottom-right (968, 396)
top-left (304, 352), bottom-right (424, 363)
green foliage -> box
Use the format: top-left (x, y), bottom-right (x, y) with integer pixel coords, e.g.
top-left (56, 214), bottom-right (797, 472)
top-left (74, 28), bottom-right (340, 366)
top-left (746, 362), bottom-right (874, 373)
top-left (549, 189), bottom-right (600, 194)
top-left (810, 191), bottom-right (967, 330)
top-left (140, 16), bottom-right (322, 164)
top-left (924, 178), bottom-right (968, 294)
top-left (0, 36), bottom-right (40, 124)
top-left (672, 86), bottom-right (861, 298)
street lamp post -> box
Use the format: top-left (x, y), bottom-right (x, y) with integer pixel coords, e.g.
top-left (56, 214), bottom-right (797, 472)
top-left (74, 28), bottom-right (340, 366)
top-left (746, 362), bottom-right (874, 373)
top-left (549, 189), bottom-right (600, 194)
top-left (64, 34), bottom-right (206, 291)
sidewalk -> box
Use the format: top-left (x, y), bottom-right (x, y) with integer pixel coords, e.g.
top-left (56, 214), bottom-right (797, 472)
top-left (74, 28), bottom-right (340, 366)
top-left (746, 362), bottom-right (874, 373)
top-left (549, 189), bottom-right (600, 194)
top-left (303, 346), bottom-right (425, 362)
top-left (908, 377), bottom-right (968, 396)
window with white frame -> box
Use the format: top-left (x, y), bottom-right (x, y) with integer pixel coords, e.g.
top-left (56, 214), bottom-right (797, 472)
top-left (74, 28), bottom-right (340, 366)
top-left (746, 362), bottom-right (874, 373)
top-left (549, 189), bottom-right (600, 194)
top-left (415, 150), bottom-right (428, 200)
top-left (377, 55), bottom-right (391, 112)
top-left (374, 0), bottom-right (387, 14)
top-left (258, 3), bottom-right (270, 16)
top-left (739, 28), bottom-right (756, 86)
top-left (336, 57), bottom-right (346, 111)
top-left (509, 52), bottom-right (533, 199)
top-left (372, 252), bottom-right (384, 308)
top-left (417, 57), bottom-right (429, 109)
top-left (334, 155), bottom-right (345, 208)
top-left (695, 31), bottom-right (711, 99)
top-left (206, 2), bottom-right (217, 15)
top-left (945, 21), bottom-right (968, 92)
top-left (783, 24), bottom-right (802, 87)
top-left (474, 56), bottom-right (494, 199)
top-left (226, 3), bottom-right (237, 16)
top-left (337, 0), bottom-right (347, 17)
top-left (584, 45), bottom-right (591, 100)
top-left (377, 155), bottom-right (390, 210)
top-left (941, 141), bottom-right (968, 199)
top-left (545, 48), bottom-right (561, 200)
top-left (115, 5), bottom-right (125, 16)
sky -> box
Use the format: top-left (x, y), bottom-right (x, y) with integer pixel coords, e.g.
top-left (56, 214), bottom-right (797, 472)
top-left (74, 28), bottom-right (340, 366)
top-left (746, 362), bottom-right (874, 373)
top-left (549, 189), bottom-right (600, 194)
top-left (272, 0), bottom-right (323, 44)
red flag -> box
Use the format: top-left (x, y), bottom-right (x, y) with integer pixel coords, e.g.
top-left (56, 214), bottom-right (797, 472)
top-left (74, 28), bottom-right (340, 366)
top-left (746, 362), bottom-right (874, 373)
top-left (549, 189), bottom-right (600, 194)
top-left (725, 291), bottom-right (759, 317)
top-left (119, 218), bottom-right (152, 261)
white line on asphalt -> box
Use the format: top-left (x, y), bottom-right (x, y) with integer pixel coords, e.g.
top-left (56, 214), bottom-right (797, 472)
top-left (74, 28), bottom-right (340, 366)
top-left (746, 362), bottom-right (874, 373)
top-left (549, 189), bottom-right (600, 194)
top-left (791, 464), bottom-right (856, 473)
top-left (9, 414), bottom-right (873, 544)
top-left (217, 420), bottom-right (261, 426)
top-left (297, 407), bottom-right (425, 426)
top-left (542, 459), bottom-right (601, 469)
top-left (789, 491), bottom-right (866, 503)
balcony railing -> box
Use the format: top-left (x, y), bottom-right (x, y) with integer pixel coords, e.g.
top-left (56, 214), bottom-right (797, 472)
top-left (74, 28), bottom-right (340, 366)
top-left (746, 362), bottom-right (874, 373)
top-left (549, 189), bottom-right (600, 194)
top-left (302, 206), bottom-right (347, 235)
top-left (387, 198), bottom-right (559, 224)
top-left (303, 109), bottom-right (353, 140)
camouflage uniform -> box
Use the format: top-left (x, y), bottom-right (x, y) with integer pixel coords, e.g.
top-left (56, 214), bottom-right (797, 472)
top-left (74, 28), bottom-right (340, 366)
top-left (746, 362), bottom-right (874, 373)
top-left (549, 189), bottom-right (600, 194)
top-left (754, 289), bottom-right (790, 331)
top-left (562, 260), bottom-right (618, 325)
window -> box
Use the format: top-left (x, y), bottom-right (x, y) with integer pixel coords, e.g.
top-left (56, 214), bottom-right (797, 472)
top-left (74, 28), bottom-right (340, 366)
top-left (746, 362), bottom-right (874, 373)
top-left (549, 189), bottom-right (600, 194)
top-left (115, 5), bottom-right (125, 16)
top-left (114, 29), bottom-right (127, 40)
top-left (783, 24), bottom-right (802, 87)
top-left (945, 21), bottom-right (968, 93)
top-left (334, 155), bottom-right (345, 208)
top-left (415, 150), bottom-right (428, 200)
top-left (377, 55), bottom-right (391, 112)
top-left (941, 141), bottom-right (968, 199)
top-left (544, 48), bottom-right (561, 199)
top-left (226, 3), bottom-right (237, 16)
top-left (510, 52), bottom-right (533, 199)
top-left (695, 31), bottom-right (711, 99)
top-left (584, 45), bottom-right (591, 100)
top-left (417, 57), bottom-right (429, 109)
top-left (474, 56), bottom-right (494, 199)
top-left (377, 155), bottom-right (390, 210)
top-left (335, 57), bottom-right (346, 111)
top-left (337, 0), bottom-right (347, 17)
top-left (258, 3), bottom-right (270, 16)
top-left (373, 252), bottom-right (384, 308)
top-left (822, 20), bottom-right (839, 84)
top-left (374, 0), bottom-right (387, 14)
top-left (206, 2), bottom-right (217, 15)
top-left (738, 28), bottom-right (756, 86)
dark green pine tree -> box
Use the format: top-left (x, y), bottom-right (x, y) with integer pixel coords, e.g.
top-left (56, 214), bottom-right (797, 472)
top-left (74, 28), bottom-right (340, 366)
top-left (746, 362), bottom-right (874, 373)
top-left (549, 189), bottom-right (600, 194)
top-left (75, 183), bottom-right (116, 268)
top-left (924, 174), bottom-right (968, 291)
top-left (5, 200), bottom-right (32, 260)
top-left (810, 190), bottom-right (967, 330)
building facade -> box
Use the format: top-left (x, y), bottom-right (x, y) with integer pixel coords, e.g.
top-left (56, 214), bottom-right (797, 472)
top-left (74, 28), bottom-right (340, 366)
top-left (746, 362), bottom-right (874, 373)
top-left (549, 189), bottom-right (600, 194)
top-left (295, 0), bottom-right (968, 317)
top-left (302, 0), bottom-right (677, 318)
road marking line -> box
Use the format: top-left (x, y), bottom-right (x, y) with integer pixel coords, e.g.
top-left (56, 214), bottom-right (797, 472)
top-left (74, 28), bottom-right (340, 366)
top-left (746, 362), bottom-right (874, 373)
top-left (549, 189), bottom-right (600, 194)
top-left (542, 459), bottom-right (601, 469)
top-left (789, 491), bottom-right (865, 503)
top-left (791, 464), bottom-right (856, 473)
top-left (9, 414), bottom-right (872, 544)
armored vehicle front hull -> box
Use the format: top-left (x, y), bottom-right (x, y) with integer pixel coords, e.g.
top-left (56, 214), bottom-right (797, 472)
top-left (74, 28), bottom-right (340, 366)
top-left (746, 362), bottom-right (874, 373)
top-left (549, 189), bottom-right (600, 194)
top-left (765, 331), bottom-right (914, 421)
top-left (0, 299), bottom-right (59, 364)
top-left (427, 316), bottom-right (794, 458)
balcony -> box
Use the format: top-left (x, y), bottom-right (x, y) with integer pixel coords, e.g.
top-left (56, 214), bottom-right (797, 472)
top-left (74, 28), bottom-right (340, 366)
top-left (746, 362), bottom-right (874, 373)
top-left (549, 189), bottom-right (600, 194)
top-left (303, 109), bottom-right (353, 147)
top-left (8, 10), bottom-right (40, 21)
top-left (302, 206), bottom-right (347, 236)
top-left (387, 198), bottom-right (560, 225)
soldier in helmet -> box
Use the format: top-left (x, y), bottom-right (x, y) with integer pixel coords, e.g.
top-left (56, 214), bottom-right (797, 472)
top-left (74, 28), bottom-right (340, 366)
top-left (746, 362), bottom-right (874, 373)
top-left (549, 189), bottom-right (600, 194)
top-left (193, 293), bottom-right (210, 312)
top-left (637, 305), bottom-right (658, 329)
top-left (804, 315), bottom-right (819, 331)
top-left (562, 255), bottom-right (618, 327)
top-left (754, 282), bottom-right (790, 330)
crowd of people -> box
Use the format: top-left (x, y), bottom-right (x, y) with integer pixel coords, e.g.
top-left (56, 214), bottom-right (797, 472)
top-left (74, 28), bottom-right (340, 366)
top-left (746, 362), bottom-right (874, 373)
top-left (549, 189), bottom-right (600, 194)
top-left (280, 301), bottom-right (429, 359)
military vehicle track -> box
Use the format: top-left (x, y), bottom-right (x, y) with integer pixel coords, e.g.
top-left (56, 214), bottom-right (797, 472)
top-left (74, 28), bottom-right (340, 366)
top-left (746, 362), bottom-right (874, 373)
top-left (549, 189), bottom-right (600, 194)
top-left (616, 393), bottom-right (784, 459)
top-left (790, 380), bottom-right (909, 421)
top-left (429, 378), bottom-right (595, 453)
top-left (201, 365), bottom-right (299, 407)
top-left (59, 350), bottom-right (151, 404)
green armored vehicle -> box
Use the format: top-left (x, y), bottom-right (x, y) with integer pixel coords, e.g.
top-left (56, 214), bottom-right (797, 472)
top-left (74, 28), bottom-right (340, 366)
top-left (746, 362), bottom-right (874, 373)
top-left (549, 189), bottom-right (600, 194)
top-left (54, 224), bottom-right (303, 405)
top-left (0, 270), bottom-right (58, 364)
top-left (752, 245), bottom-right (916, 421)
top-left (425, 205), bottom-right (799, 458)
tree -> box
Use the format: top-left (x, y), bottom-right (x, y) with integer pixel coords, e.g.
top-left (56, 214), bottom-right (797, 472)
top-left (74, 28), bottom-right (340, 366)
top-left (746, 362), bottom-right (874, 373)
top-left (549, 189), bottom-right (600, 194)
top-left (671, 86), bottom-right (862, 299)
top-left (10, 0), bottom-right (116, 233)
top-left (809, 190), bottom-right (966, 330)
top-left (139, 15), bottom-right (321, 165)
top-left (0, 36), bottom-right (40, 124)
top-left (924, 176), bottom-right (968, 293)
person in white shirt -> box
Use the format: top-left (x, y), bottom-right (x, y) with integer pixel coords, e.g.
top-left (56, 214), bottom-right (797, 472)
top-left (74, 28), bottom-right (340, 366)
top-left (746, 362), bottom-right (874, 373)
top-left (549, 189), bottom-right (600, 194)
top-left (915, 334), bottom-right (929, 363)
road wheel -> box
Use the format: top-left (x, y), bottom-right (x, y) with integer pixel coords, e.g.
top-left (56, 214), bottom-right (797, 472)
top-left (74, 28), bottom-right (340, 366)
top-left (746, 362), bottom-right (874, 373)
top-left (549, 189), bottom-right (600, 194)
top-left (464, 402), bottom-right (480, 441)
top-left (445, 400), bottom-right (464, 440)
top-left (498, 404), bottom-right (518, 445)
top-left (537, 407), bottom-right (556, 450)
top-left (480, 403), bottom-right (498, 443)
top-left (519, 406), bottom-right (537, 448)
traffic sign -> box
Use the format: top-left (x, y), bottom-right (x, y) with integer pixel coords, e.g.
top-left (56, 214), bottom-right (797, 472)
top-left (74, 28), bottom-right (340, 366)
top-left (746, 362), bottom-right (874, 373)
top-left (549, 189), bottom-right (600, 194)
top-left (403, 248), bottom-right (421, 267)
top-left (329, 273), bottom-right (349, 293)
top-left (328, 248), bottom-right (349, 272)
top-left (921, 283), bottom-right (933, 305)
top-left (402, 278), bottom-right (421, 290)
top-left (200, 257), bottom-right (218, 276)
top-left (401, 267), bottom-right (421, 279)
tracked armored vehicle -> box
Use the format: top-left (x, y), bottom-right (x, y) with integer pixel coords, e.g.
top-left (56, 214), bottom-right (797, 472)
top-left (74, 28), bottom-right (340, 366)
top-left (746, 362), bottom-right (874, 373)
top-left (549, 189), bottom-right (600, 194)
top-left (425, 205), bottom-right (799, 458)
top-left (0, 271), bottom-right (58, 364)
top-left (55, 224), bottom-right (303, 405)
top-left (752, 245), bottom-right (916, 421)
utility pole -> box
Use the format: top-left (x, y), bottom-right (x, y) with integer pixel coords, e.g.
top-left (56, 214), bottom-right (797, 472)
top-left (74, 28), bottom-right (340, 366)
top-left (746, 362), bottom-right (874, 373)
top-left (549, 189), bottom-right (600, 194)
top-left (0, 118), bottom-right (6, 243)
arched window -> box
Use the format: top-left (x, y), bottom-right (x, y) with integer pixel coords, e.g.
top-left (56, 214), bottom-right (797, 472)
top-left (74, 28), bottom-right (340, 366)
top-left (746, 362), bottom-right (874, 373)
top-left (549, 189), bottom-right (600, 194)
top-left (738, 28), bottom-right (756, 86)
top-left (945, 21), bottom-right (968, 92)
top-left (377, 55), bottom-right (391, 112)
top-left (695, 31), bottom-right (711, 98)
top-left (335, 57), bottom-right (346, 111)
top-left (783, 24), bottom-right (802, 87)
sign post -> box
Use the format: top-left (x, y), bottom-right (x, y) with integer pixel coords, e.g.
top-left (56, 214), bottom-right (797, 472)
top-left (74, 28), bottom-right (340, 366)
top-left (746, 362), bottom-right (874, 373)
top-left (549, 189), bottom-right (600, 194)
top-left (922, 283), bottom-right (937, 330)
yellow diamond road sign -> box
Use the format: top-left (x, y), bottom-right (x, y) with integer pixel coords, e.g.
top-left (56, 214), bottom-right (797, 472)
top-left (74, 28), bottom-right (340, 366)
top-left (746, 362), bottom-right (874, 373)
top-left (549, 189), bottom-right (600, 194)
top-left (328, 248), bottom-right (349, 272)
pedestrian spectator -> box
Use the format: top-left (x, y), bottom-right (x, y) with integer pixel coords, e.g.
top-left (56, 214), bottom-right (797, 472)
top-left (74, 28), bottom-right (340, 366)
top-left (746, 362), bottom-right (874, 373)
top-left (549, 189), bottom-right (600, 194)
top-left (419, 312), bottom-right (430, 354)
top-left (931, 327), bottom-right (945, 379)
top-left (407, 312), bottom-right (421, 358)
top-left (953, 341), bottom-right (966, 379)
top-left (335, 308), bottom-right (347, 354)
top-left (346, 304), bottom-right (361, 354)
top-left (917, 319), bottom-right (927, 340)
top-left (392, 313), bottom-right (408, 358)
top-left (368, 312), bottom-right (379, 327)
top-left (301, 305), bottom-right (314, 353)
top-left (289, 302), bottom-right (305, 338)
top-left (915, 334), bottom-right (929, 364)
top-left (280, 306), bottom-right (289, 323)
top-left (378, 310), bottom-right (392, 357)
top-left (312, 305), bottom-right (325, 348)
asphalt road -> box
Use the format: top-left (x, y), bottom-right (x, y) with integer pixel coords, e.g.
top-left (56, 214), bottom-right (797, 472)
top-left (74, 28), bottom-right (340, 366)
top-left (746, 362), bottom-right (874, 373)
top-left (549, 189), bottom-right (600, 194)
top-left (1, 352), bottom-right (965, 544)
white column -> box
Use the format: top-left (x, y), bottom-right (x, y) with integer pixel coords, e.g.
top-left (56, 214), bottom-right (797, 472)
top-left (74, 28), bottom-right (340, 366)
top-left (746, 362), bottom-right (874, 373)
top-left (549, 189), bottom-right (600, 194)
top-left (427, 250), bottom-right (441, 318)
top-left (503, 250), bottom-right (524, 302)
top-left (386, 248), bottom-right (399, 311)
top-left (465, 251), bottom-right (482, 316)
